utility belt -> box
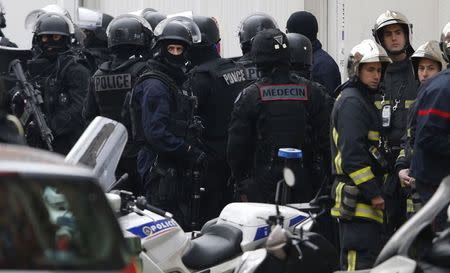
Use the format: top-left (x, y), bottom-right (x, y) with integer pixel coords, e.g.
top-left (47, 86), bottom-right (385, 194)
top-left (331, 176), bottom-right (384, 224)
top-left (148, 155), bottom-right (192, 205)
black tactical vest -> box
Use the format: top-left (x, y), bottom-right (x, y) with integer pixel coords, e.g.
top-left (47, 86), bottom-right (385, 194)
top-left (187, 58), bottom-right (248, 140)
top-left (93, 58), bottom-right (147, 123)
top-left (130, 69), bottom-right (196, 145)
top-left (253, 74), bottom-right (308, 168)
top-left (36, 54), bottom-right (82, 117)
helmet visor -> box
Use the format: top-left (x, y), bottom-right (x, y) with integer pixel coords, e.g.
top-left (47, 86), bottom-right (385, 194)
top-left (25, 5), bottom-right (73, 31)
top-left (30, 12), bottom-right (75, 35)
top-left (154, 16), bottom-right (202, 44)
top-left (77, 7), bottom-right (102, 30)
top-left (106, 14), bottom-right (153, 36)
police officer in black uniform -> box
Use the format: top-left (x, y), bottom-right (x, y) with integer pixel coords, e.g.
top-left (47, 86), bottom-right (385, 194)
top-left (23, 13), bottom-right (90, 155)
top-left (228, 28), bottom-right (331, 204)
top-left (83, 14), bottom-right (153, 195)
top-left (237, 12), bottom-right (278, 82)
top-left (330, 39), bottom-right (391, 270)
top-left (77, 7), bottom-right (114, 73)
top-left (372, 10), bottom-right (418, 235)
top-left (0, 2), bottom-right (17, 47)
top-left (184, 15), bottom-right (248, 222)
top-left (130, 17), bottom-right (206, 229)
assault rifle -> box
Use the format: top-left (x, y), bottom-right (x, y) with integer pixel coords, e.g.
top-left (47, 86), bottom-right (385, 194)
top-left (10, 59), bottom-right (54, 151)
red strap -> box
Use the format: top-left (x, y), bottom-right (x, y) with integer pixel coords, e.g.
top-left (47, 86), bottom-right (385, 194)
top-left (418, 108), bottom-right (450, 119)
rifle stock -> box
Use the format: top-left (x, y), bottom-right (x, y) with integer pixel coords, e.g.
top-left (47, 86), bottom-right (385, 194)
top-left (10, 59), bottom-right (54, 151)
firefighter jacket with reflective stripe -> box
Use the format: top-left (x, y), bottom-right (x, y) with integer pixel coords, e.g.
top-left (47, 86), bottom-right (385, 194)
top-left (410, 68), bottom-right (450, 186)
top-left (330, 80), bottom-right (386, 223)
top-left (374, 58), bottom-right (418, 149)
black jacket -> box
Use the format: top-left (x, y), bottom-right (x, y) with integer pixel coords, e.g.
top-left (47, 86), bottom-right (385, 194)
top-left (410, 69), bottom-right (450, 186)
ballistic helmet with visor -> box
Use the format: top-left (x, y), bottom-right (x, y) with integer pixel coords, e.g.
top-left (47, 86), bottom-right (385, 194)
top-left (411, 40), bottom-right (447, 73)
top-left (153, 16), bottom-right (201, 48)
top-left (142, 11), bottom-right (167, 30)
top-left (193, 15), bottom-right (220, 46)
top-left (106, 14), bottom-right (153, 49)
top-left (238, 12), bottom-right (278, 48)
top-left (347, 39), bottom-right (391, 78)
top-left (372, 10), bottom-right (414, 55)
top-left (440, 22), bottom-right (450, 62)
top-left (77, 7), bottom-right (113, 44)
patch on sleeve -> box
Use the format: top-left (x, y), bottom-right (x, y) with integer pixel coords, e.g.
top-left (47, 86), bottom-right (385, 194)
top-left (259, 84), bottom-right (308, 101)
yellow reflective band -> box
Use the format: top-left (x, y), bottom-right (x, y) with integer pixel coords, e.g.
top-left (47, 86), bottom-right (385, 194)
top-left (331, 182), bottom-right (345, 217)
top-left (406, 198), bottom-right (415, 213)
top-left (349, 166), bottom-right (375, 185)
top-left (405, 100), bottom-right (415, 109)
top-left (368, 131), bottom-right (380, 141)
top-left (355, 203), bottom-right (384, 223)
top-left (374, 100), bottom-right (391, 109)
top-left (407, 128), bottom-right (411, 138)
top-left (332, 127), bottom-right (339, 146)
top-left (347, 250), bottom-right (356, 271)
top-left (397, 149), bottom-right (406, 160)
top-left (333, 127), bottom-right (343, 174)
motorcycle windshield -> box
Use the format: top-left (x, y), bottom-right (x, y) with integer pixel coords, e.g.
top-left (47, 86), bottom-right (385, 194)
top-left (65, 117), bottom-right (128, 191)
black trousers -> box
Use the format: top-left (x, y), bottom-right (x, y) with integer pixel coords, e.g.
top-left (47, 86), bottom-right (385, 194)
top-left (339, 219), bottom-right (383, 271)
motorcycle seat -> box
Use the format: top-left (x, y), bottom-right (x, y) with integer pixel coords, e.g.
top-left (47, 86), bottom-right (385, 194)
top-left (182, 223), bottom-right (243, 270)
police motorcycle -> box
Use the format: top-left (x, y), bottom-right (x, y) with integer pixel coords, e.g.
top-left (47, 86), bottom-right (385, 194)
top-left (234, 150), bottom-right (339, 273)
top-left (63, 118), bottom-right (323, 273)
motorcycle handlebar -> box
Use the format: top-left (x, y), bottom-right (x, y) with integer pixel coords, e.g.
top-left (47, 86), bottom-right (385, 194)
top-left (136, 196), bottom-right (173, 218)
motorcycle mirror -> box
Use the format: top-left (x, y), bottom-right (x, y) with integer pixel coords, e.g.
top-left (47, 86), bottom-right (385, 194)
top-left (283, 167), bottom-right (295, 187)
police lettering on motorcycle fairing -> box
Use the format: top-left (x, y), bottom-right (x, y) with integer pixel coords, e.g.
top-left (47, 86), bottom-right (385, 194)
top-left (372, 10), bottom-right (419, 236)
top-left (330, 39), bottom-right (392, 270)
top-left (130, 16), bottom-right (206, 229)
top-left (184, 15), bottom-right (249, 224)
top-left (227, 28), bottom-right (331, 204)
top-left (16, 12), bottom-right (90, 155)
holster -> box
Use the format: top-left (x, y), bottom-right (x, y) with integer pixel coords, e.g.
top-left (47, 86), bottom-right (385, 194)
top-left (151, 165), bottom-right (180, 205)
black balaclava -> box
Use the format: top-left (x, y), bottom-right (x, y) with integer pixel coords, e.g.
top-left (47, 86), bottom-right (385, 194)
top-left (36, 35), bottom-right (69, 60)
top-left (157, 40), bottom-right (189, 71)
top-left (286, 11), bottom-right (318, 42)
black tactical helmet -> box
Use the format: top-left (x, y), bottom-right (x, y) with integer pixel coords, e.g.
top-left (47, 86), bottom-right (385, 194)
top-left (238, 12), bottom-right (278, 52)
top-left (77, 7), bottom-right (113, 44)
top-left (250, 28), bottom-right (289, 65)
top-left (142, 11), bottom-right (167, 30)
top-left (0, 2), bottom-right (6, 28)
top-left (33, 13), bottom-right (72, 37)
top-left (286, 33), bottom-right (312, 67)
top-left (193, 15), bottom-right (220, 46)
top-left (153, 16), bottom-right (201, 48)
top-left (32, 12), bottom-right (74, 47)
top-left (106, 14), bottom-right (153, 49)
